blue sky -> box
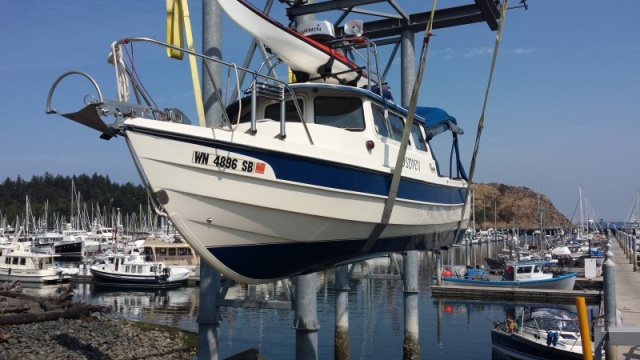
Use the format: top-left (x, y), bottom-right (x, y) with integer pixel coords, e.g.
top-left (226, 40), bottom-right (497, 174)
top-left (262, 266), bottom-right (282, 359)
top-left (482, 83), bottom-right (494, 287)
top-left (1, 1), bottom-right (639, 223)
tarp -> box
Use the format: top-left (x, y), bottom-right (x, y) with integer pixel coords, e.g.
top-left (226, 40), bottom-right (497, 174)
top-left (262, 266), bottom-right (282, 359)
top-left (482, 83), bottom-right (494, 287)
top-left (415, 106), bottom-right (458, 127)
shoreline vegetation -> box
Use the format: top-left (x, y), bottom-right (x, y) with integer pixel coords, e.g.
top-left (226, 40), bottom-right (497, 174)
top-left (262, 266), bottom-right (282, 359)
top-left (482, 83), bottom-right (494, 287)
top-left (1, 173), bottom-right (574, 232)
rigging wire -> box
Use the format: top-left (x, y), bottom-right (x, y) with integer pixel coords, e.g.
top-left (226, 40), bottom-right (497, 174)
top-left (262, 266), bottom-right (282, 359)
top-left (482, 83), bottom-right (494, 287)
top-left (453, 0), bottom-right (510, 244)
top-left (360, 0), bottom-right (439, 253)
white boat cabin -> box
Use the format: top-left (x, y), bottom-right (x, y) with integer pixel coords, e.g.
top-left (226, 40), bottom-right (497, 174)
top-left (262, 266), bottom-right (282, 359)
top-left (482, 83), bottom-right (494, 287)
top-left (94, 253), bottom-right (163, 274)
top-left (503, 261), bottom-right (553, 281)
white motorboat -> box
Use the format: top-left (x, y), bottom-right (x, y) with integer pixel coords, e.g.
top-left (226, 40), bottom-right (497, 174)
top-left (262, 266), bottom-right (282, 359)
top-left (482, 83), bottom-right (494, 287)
top-left (89, 251), bottom-right (191, 289)
top-left (436, 260), bottom-right (577, 290)
top-left (492, 306), bottom-right (598, 360)
top-left (46, 2), bottom-right (471, 284)
top-left (0, 232), bottom-right (75, 283)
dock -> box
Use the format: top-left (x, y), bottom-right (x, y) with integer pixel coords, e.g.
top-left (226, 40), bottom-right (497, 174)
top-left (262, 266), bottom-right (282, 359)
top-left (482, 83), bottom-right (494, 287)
top-left (431, 283), bottom-right (601, 305)
top-left (431, 265), bottom-right (603, 305)
top-left (610, 237), bottom-right (640, 359)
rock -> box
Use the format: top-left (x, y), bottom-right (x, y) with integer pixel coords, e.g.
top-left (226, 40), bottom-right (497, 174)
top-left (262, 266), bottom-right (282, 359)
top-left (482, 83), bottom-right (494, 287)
top-left (0, 317), bottom-right (196, 359)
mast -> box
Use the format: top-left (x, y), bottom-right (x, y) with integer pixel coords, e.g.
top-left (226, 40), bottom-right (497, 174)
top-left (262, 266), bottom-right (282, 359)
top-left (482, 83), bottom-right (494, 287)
top-left (71, 179), bottom-right (74, 229)
top-left (578, 186), bottom-right (584, 238)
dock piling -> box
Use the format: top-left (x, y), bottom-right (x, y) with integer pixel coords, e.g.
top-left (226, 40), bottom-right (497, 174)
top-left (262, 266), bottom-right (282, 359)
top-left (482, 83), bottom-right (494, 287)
top-left (435, 250), bottom-right (442, 285)
top-left (603, 242), bottom-right (617, 359)
top-left (294, 273), bottom-right (319, 360)
top-left (402, 251), bottom-right (419, 360)
top-left (334, 265), bottom-right (349, 360)
top-left (197, 262), bottom-right (221, 360)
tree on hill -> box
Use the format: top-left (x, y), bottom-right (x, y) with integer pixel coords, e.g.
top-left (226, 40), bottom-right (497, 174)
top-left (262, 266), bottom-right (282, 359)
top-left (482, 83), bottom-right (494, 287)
top-left (0, 173), bottom-right (147, 229)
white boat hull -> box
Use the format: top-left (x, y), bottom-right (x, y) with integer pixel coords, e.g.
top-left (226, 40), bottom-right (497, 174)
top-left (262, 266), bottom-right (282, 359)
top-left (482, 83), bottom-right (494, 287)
top-left (125, 118), bottom-right (468, 284)
top-left (436, 272), bottom-right (577, 290)
top-left (0, 269), bottom-right (64, 284)
top-left (492, 329), bottom-right (586, 360)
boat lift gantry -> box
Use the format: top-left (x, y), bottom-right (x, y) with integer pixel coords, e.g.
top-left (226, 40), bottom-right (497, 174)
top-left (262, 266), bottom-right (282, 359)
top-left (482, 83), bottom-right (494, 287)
top-left (195, 1), bottom-right (524, 359)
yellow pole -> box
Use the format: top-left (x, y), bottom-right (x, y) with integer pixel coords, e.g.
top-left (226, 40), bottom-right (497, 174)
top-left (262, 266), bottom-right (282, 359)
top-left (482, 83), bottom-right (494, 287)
top-left (576, 296), bottom-right (593, 360)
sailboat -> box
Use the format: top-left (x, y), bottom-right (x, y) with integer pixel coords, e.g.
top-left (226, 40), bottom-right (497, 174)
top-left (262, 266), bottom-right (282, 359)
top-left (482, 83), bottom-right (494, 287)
top-left (623, 189), bottom-right (640, 237)
top-left (46, 1), bottom-right (470, 284)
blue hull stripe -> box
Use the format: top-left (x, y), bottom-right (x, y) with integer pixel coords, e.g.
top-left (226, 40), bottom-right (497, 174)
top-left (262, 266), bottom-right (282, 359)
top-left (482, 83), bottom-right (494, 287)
top-left (128, 127), bottom-right (467, 205)
top-left (210, 229), bottom-right (464, 281)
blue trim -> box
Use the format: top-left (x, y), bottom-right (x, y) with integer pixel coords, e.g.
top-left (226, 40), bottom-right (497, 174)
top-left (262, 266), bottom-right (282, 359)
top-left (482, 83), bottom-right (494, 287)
top-left (127, 127), bottom-right (467, 205)
top-left (210, 229), bottom-right (464, 281)
top-left (435, 272), bottom-right (577, 288)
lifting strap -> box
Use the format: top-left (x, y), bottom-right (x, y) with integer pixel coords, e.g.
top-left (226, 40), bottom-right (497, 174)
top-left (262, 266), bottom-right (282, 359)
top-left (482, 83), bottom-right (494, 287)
top-left (360, 0), bottom-right (439, 254)
top-left (454, 0), bottom-right (510, 241)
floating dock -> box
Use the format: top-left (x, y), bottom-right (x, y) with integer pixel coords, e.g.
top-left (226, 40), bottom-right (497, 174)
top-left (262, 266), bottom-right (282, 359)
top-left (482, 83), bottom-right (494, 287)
top-left (430, 283), bottom-right (601, 305)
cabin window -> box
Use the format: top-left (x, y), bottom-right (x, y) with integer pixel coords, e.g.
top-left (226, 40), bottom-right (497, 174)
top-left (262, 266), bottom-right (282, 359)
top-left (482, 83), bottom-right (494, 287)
top-left (517, 266), bottom-right (529, 274)
top-left (411, 123), bottom-right (428, 152)
top-left (387, 112), bottom-right (404, 141)
top-left (46, 258), bottom-right (52, 264)
top-left (125, 266), bottom-right (130, 273)
top-left (20, 258), bottom-right (26, 265)
top-left (372, 105), bottom-right (391, 138)
top-left (137, 266), bottom-right (143, 274)
top-left (314, 97), bottom-right (364, 131)
top-left (12, 258), bottom-right (18, 265)
top-left (534, 265), bottom-right (541, 272)
top-left (371, 104), bottom-right (404, 141)
top-left (169, 248), bottom-right (176, 256)
top-left (179, 248), bottom-right (187, 256)
top-left (264, 99), bottom-right (304, 122)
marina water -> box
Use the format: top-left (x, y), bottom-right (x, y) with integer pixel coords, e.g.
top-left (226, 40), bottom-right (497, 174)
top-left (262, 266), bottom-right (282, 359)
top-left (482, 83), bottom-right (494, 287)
top-left (22, 243), bottom-right (583, 359)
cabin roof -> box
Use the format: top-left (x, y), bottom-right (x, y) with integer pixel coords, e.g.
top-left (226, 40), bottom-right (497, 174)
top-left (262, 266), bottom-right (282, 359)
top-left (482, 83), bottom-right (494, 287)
top-left (283, 83), bottom-right (457, 128)
top-left (142, 238), bottom-right (191, 248)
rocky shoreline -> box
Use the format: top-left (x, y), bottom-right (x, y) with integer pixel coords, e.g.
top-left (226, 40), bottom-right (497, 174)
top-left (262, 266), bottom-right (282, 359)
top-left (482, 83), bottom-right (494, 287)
top-left (0, 316), bottom-right (197, 360)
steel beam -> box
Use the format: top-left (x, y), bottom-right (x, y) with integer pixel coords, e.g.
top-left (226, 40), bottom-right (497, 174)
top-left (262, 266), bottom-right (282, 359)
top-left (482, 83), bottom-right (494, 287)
top-left (287, 0), bottom-right (502, 42)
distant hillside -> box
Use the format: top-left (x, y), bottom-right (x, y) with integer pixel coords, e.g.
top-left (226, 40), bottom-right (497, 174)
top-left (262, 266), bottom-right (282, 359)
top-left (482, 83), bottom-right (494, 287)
top-left (470, 183), bottom-right (571, 230)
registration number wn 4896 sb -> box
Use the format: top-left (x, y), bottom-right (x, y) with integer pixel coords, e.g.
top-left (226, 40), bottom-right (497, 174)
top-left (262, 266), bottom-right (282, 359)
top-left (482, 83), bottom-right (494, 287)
top-left (192, 151), bottom-right (265, 174)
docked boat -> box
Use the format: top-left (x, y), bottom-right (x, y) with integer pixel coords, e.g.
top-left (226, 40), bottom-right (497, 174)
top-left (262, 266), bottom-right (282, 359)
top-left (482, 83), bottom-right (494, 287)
top-left (52, 228), bottom-right (100, 257)
top-left (89, 251), bottom-right (191, 289)
top-left (32, 231), bottom-right (64, 252)
top-left (141, 238), bottom-right (200, 279)
top-left (435, 261), bottom-right (577, 290)
top-left (491, 306), bottom-right (596, 360)
top-left (46, 1), bottom-right (471, 284)
top-left (0, 234), bottom-right (76, 283)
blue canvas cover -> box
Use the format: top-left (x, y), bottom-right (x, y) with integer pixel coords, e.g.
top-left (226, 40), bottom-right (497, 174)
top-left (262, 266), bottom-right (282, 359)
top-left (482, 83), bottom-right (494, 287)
top-left (415, 106), bottom-right (457, 127)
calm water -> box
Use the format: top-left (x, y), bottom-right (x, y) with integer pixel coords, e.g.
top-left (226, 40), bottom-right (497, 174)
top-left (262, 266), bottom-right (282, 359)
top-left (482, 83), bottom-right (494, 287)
top-left (23, 243), bottom-right (579, 360)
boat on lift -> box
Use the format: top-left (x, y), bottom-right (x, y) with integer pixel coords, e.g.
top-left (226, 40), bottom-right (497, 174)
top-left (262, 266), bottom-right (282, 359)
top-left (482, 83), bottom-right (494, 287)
top-left (46, 2), bottom-right (470, 284)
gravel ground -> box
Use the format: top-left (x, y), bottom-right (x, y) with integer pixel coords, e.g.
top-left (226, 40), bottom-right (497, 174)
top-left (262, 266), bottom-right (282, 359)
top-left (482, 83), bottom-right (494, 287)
top-left (0, 316), bottom-right (197, 360)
